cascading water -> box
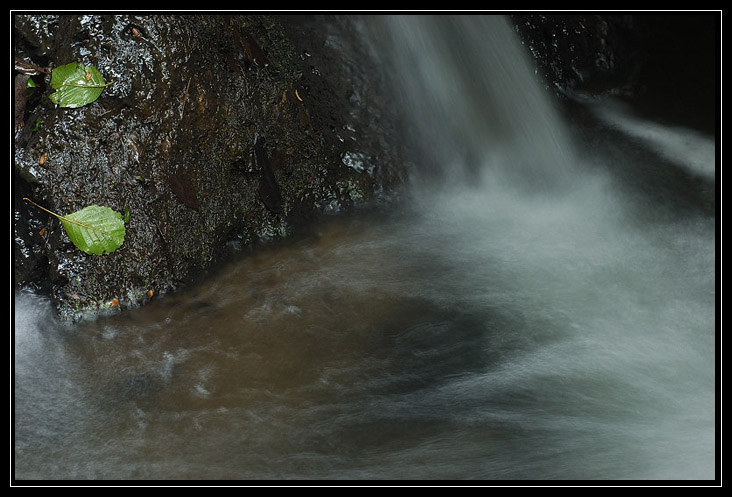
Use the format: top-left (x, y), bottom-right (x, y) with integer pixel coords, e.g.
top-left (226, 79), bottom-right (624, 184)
top-left (14, 15), bottom-right (716, 481)
top-left (365, 15), bottom-right (575, 188)
top-left (358, 15), bottom-right (717, 480)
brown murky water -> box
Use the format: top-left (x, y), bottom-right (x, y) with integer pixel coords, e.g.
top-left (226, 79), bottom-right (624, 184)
top-left (14, 166), bottom-right (716, 480)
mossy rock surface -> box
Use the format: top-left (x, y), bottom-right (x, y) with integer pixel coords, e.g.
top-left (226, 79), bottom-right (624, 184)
top-left (13, 14), bottom-right (409, 321)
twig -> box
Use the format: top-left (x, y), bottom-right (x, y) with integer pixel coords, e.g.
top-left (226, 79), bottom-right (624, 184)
top-left (180, 77), bottom-right (192, 119)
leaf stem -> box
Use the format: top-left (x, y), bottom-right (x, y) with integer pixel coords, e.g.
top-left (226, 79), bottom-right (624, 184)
top-left (23, 197), bottom-right (106, 234)
top-left (22, 197), bottom-right (61, 219)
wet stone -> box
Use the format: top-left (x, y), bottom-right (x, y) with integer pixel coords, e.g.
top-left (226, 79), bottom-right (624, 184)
top-left (13, 14), bottom-right (409, 321)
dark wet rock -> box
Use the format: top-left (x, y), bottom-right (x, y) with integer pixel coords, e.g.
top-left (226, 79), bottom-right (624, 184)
top-left (13, 14), bottom-right (409, 321)
top-left (510, 14), bottom-right (643, 100)
top-left (510, 13), bottom-right (718, 133)
top-left (254, 135), bottom-right (284, 214)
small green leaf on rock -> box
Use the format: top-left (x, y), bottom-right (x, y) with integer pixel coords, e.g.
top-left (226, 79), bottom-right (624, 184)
top-left (61, 205), bottom-right (126, 255)
top-left (23, 198), bottom-right (125, 255)
top-left (49, 62), bottom-right (114, 108)
top-left (26, 77), bottom-right (37, 98)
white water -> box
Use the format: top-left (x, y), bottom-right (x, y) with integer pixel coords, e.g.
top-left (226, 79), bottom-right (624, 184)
top-left (591, 99), bottom-right (716, 180)
top-left (13, 15), bottom-right (716, 481)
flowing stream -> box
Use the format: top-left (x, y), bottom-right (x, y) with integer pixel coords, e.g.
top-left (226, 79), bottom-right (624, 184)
top-left (13, 15), bottom-right (716, 481)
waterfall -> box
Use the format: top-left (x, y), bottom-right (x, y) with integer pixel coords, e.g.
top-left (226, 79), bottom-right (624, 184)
top-left (365, 15), bottom-right (575, 188)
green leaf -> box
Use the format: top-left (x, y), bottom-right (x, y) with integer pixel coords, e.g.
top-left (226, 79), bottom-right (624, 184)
top-left (61, 205), bottom-right (126, 255)
top-left (26, 77), bottom-right (37, 99)
top-left (23, 198), bottom-right (125, 255)
top-left (49, 62), bottom-right (113, 108)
